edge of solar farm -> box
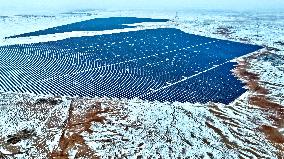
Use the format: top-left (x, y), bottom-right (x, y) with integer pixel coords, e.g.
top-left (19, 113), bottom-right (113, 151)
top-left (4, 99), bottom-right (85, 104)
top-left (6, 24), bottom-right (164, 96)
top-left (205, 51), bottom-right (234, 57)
top-left (173, 11), bottom-right (284, 152)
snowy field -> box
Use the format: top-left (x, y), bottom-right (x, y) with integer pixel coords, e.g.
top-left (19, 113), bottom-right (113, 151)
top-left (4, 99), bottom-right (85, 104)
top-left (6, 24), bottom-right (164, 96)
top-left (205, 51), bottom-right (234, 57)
top-left (0, 10), bottom-right (284, 158)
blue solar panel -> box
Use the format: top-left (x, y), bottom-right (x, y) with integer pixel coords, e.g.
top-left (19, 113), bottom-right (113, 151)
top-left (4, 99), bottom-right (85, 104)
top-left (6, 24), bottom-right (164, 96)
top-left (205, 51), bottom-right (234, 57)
top-left (0, 28), bottom-right (262, 104)
top-left (6, 17), bottom-right (169, 38)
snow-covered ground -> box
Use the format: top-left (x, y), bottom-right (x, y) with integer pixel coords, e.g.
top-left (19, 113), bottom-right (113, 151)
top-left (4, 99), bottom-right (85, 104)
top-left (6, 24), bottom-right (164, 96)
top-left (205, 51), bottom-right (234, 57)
top-left (0, 10), bottom-right (283, 158)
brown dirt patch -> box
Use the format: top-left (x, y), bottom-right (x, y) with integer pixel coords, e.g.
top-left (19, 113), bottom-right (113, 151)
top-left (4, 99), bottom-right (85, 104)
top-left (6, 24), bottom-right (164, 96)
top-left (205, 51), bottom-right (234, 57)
top-left (246, 81), bottom-right (269, 94)
top-left (249, 95), bottom-right (282, 110)
top-left (50, 99), bottom-right (122, 158)
top-left (259, 125), bottom-right (284, 144)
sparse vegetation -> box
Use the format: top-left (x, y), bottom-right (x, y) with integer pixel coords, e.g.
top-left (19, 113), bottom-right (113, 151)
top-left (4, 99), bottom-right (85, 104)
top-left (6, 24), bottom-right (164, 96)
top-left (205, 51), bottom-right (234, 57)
top-left (34, 97), bottom-right (63, 106)
top-left (213, 26), bottom-right (235, 37)
top-left (7, 129), bottom-right (35, 144)
top-left (274, 41), bottom-right (284, 46)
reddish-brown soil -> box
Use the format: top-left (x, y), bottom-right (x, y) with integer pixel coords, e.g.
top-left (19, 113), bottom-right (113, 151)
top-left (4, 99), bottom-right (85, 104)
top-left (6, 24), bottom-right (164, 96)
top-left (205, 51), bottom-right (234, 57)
top-left (259, 125), bottom-right (284, 143)
top-left (234, 59), bottom-right (268, 95)
top-left (234, 51), bottom-right (284, 147)
top-left (50, 99), bottom-right (120, 159)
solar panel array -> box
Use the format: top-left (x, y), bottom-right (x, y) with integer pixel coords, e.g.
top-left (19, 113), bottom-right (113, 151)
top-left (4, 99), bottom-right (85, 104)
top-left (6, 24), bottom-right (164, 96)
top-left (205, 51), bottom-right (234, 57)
top-left (6, 17), bottom-right (169, 38)
top-left (0, 24), bottom-right (262, 104)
